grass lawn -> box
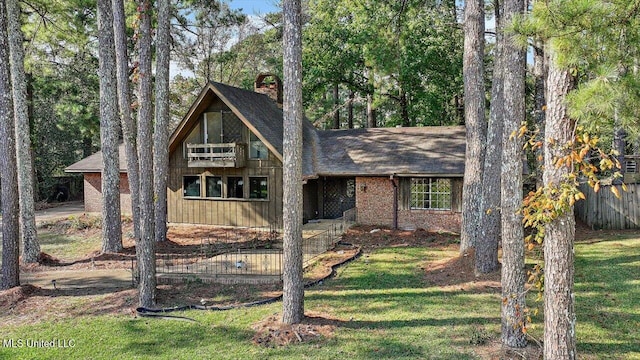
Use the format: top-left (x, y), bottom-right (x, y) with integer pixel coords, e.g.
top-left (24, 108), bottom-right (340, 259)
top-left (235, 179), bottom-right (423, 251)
top-left (0, 232), bottom-right (639, 359)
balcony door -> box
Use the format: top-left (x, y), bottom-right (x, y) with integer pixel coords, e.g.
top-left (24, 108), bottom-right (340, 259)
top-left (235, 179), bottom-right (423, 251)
top-left (204, 111), bottom-right (243, 144)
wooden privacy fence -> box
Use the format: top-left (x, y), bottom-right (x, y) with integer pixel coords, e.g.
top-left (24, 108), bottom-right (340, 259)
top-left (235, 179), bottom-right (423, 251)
top-left (575, 182), bottom-right (640, 229)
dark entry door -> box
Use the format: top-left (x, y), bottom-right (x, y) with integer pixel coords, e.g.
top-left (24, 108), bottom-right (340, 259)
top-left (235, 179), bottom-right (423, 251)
top-left (323, 177), bottom-right (356, 219)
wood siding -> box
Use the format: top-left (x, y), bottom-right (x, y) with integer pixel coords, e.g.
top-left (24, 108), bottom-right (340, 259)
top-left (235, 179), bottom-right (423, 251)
top-left (167, 99), bottom-right (283, 227)
top-left (575, 183), bottom-right (640, 229)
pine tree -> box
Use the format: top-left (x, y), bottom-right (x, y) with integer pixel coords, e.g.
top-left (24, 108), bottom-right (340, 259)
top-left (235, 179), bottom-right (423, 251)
top-left (97, 0), bottom-right (122, 253)
top-left (460, 0), bottom-right (486, 254)
top-left (153, 0), bottom-right (171, 243)
top-left (113, 0), bottom-right (141, 241)
top-left (136, 0), bottom-right (156, 307)
top-left (0, 0), bottom-right (20, 289)
top-left (500, 0), bottom-right (527, 348)
top-left (6, 0), bottom-right (40, 263)
top-left (281, 0), bottom-right (304, 325)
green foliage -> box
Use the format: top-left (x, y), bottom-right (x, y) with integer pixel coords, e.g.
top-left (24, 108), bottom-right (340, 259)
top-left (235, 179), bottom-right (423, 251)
top-left (302, 0), bottom-right (463, 127)
top-left (518, 0), bottom-right (640, 140)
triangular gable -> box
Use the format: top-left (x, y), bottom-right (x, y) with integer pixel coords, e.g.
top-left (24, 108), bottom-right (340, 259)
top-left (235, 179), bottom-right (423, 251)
top-left (168, 82), bottom-right (284, 163)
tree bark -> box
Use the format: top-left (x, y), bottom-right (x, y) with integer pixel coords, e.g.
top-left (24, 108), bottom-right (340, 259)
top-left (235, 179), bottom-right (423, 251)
top-left (332, 83), bottom-right (340, 129)
top-left (113, 0), bottom-right (141, 241)
top-left (460, 0), bottom-right (486, 254)
top-left (347, 90), bottom-right (354, 129)
top-left (476, 0), bottom-right (503, 274)
top-left (6, 0), bottom-right (39, 263)
top-left (533, 38), bottom-right (546, 190)
top-left (500, 0), bottom-right (527, 348)
top-left (281, 0), bottom-right (304, 325)
top-left (0, 0), bottom-right (20, 289)
top-left (543, 50), bottom-right (577, 360)
top-left (366, 67), bottom-right (376, 128)
top-left (136, 0), bottom-right (156, 308)
top-left (153, 0), bottom-right (171, 243)
top-left (98, 0), bottom-right (123, 253)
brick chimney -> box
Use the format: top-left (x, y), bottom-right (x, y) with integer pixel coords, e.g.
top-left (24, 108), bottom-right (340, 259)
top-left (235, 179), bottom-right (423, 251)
top-left (254, 73), bottom-right (283, 105)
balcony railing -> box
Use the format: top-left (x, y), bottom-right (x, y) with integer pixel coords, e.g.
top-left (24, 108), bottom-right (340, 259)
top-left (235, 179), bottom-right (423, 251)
top-left (186, 143), bottom-right (246, 168)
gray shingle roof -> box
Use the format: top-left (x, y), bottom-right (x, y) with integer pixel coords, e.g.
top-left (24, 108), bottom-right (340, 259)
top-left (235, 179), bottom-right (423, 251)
top-left (316, 126), bottom-right (466, 176)
top-left (65, 82), bottom-right (466, 178)
top-left (65, 144), bottom-right (127, 173)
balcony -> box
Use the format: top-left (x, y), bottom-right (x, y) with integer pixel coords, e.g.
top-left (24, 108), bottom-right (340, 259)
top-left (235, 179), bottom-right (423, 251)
top-left (186, 143), bottom-right (246, 168)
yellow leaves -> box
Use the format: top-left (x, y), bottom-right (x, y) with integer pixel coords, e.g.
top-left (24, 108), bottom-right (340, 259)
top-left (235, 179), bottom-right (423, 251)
top-left (575, 191), bottom-right (585, 201)
top-left (594, 182), bottom-right (600, 193)
top-left (527, 243), bottom-right (535, 251)
top-left (611, 186), bottom-right (621, 199)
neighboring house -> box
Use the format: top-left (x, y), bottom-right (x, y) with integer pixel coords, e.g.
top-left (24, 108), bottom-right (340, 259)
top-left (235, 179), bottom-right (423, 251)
top-left (66, 75), bottom-right (466, 232)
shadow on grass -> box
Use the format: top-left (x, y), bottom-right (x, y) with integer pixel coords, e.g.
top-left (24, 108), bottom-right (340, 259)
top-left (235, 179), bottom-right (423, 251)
top-left (116, 322), bottom-right (255, 357)
top-left (304, 314), bottom-right (501, 330)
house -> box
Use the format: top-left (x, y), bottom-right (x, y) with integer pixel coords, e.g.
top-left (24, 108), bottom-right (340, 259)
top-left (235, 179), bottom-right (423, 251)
top-left (66, 74), bottom-right (466, 233)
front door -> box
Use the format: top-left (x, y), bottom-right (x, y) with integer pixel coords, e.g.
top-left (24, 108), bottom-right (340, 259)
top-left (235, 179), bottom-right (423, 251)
top-left (322, 177), bottom-right (356, 219)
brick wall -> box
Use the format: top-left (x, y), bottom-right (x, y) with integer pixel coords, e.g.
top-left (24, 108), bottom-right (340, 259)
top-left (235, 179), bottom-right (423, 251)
top-left (355, 177), bottom-right (395, 226)
top-left (355, 176), bottom-right (461, 233)
top-left (83, 173), bottom-right (132, 214)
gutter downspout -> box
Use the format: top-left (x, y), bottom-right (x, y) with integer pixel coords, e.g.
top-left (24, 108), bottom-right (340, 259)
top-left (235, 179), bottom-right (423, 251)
top-left (390, 175), bottom-right (398, 230)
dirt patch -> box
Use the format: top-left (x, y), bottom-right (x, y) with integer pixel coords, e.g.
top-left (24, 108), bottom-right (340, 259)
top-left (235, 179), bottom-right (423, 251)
top-left (470, 339), bottom-right (543, 360)
top-left (422, 248), bottom-right (501, 293)
top-left (3, 244), bottom-right (358, 325)
top-left (252, 311), bottom-right (344, 347)
top-left (342, 226), bottom-right (459, 250)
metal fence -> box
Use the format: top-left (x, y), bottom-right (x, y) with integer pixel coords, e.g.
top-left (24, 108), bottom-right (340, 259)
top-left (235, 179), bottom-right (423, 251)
top-left (148, 222), bottom-right (346, 283)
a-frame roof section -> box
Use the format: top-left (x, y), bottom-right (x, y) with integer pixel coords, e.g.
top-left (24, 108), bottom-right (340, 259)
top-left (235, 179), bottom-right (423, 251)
top-left (169, 81), bottom-right (318, 178)
top-left (169, 81), bottom-right (284, 161)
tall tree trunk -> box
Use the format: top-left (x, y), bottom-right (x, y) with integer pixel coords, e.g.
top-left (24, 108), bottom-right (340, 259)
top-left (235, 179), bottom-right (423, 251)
top-left (500, 0), bottom-right (527, 348)
top-left (98, 0), bottom-right (122, 253)
top-left (332, 83), bottom-right (340, 129)
top-left (153, 0), bottom-right (170, 243)
top-left (533, 38), bottom-right (546, 190)
top-left (366, 67), bottom-right (376, 128)
top-left (476, 0), bottom-right (503, 274)
top-left (400, 88), bottom-right (410, 127)
top-left (543, 50), bottom-right (577, 360)
top-left (281, 0), bottom-right (304, 325)
top-left (347, 90), bottom-right (354, 129)
top-left (460, 0), bottom-right (486, 254)
top-left (0, 0), bottom-right (20, 289)
top-left (113, 0), bottom-right (141, 241)
top-left (136, 0), bottom-right (156, 308)
top-left (6, 0), bottom-right (39, 263)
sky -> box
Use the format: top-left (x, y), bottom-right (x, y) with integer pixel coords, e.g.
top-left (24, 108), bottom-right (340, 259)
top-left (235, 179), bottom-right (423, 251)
top-left (228, 0), bottom-right (279, 15)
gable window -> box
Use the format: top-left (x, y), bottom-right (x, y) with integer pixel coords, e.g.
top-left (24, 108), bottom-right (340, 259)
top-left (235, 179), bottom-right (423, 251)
top-left (205, 176), bottom-right (222, 198)
top-left (410, 178), bottom-right (451, 210)
top-left (227, 176), bottom-right (244, 198)
top-left (183, 176), bottom-right (201, 197)
top-left (249, 177), bottom-right (268, 199)
top-left (249, 132), bottom-right (268, 159)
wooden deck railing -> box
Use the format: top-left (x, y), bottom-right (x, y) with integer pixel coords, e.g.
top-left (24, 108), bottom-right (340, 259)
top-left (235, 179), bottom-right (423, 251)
top-left (186, 143), bottom-right (246, 168)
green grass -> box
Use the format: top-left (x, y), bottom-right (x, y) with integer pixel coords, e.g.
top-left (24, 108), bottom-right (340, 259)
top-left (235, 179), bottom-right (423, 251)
top-left (1, 237), bottom-right (639, 359)
top-left (36, 229), bottom-right (102, 260)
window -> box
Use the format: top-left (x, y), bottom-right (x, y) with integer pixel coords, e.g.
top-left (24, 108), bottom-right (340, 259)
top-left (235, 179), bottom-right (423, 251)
top-left (249, 133), bottom-right (268, 159)
top-left (205, 176), bottom-right (222, 198)
top-left (227, 176), bottom-right (244, 198)
top-left (410, 178), bottom-right (451, 210)
top-left (183, 176), bottom-right (201, 197)
top-left (249, 177), bottom-right (268, 199)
